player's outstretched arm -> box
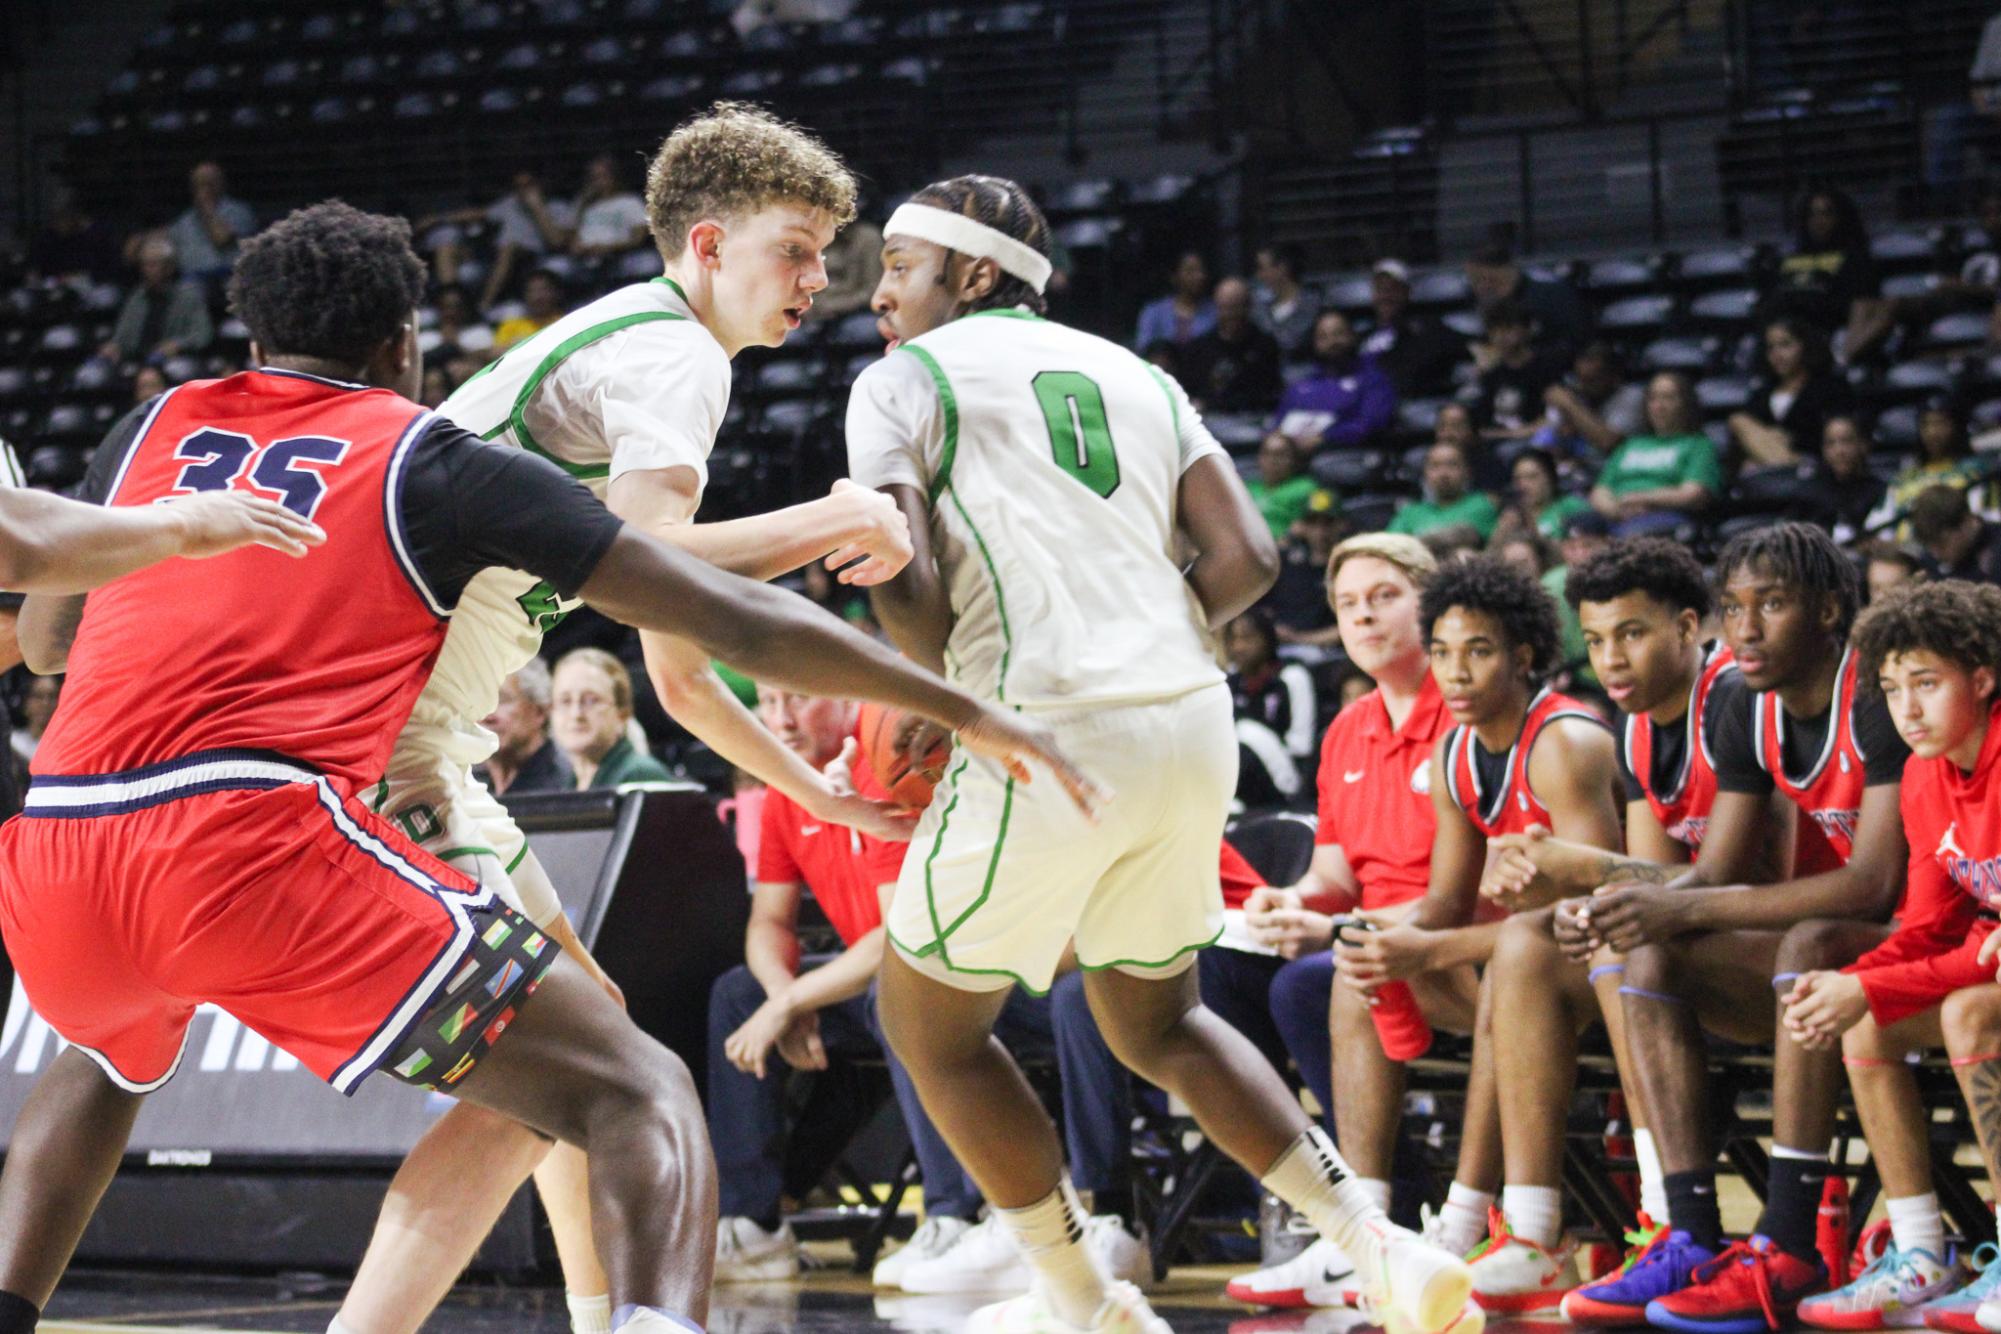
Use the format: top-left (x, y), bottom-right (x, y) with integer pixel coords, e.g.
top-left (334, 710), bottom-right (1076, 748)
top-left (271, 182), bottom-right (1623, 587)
top-left (1177, 454), bottom-right (1279, 629)
top-left (578, 527), bottom-right (1105, 815)
top-left (0, 488), bottom-right (323, 594)
top-left (608, 469), bottom-right (911, 585)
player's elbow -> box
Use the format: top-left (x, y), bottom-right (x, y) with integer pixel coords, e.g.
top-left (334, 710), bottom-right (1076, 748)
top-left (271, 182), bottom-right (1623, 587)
top-left (0, 528), bottom-right (49, 592)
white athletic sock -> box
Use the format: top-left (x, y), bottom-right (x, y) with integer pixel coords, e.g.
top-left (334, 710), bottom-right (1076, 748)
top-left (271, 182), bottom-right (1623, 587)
top-left (568, 1290), bottom-right (613, 1334)
top-left (1262, 1127), bottom-right (1392, 1261)
top-left (1437, 1181), bottom-right (1495, 1255)
top-left (327, 1320), bottom-right (357, 1334)
top-left (1502, 1184), bottom-right (1564, 1251)
top-left (1886, 1193), bottom-right (1946, 1261)
top-left (994, 1176), bottom-right (1106, 1328)
top-left (1634, 1128), bottom-right (1669, 1224)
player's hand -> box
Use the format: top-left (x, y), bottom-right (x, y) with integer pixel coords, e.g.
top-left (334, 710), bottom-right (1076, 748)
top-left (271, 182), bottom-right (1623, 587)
top-left (1552, 897), bottom-right (1597, 962)
top-left (824, 479), bottom-right (913, 586)
top-left (773, 1011), bottom-right (827, 1072)
top-left (1244, 887), bottom-right (1333, 959)
top-left (1335, 922), bottom-right (1434, 993)
top-left (809, 739), bottom-right (919, 842)
top-left (1781, 970), bottom-right (1869, 1051)
top-left (725, 993), bottom-right (801, 1080)
top-left (1576, 882), bottom-right (1687, 953)
top-left (954, 704), bottom-right (1110, 820)
top-left (163, 492), bottom-right (326, 560)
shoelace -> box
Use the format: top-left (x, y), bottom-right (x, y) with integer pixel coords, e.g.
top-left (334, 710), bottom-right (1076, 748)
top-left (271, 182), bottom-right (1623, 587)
top-left (1690, 1240), bottom-right (1785, 1332)
top-left (1968, 1242), bottom-right (2001, 1290)
top-left (1464, 1205), bottom-right (1511, 1263)
top-left (1839, 1240), bottom-right (1909, 1301)
top-left (1611, 1213), bottom-right (1669, 1276)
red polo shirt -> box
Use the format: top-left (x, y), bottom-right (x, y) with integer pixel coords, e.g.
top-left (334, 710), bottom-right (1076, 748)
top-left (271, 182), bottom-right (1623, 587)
top-left (755, 745), bottom-right (907, 948)
top-left (1315, 671), bottom-right (1452, 910)
top-left (1220, 839), bottom-right (1264, 910)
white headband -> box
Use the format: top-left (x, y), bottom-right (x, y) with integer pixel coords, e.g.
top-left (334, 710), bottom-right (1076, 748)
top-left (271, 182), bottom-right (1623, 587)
top-left (884, 202), bottom-right (1053, 295)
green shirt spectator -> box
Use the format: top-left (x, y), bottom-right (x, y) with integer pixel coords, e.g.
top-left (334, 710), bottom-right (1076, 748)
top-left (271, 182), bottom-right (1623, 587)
top-left (1247, 432), bottom-right (1319, 539)
top-left (1388, 439), bottom-right (1501, 540)
top-left (584, 734), bottom-right (675, 789)
top-left (552, 647), bottom-right (675, 790)
top-left (1596, 433), bottom-right (1722, 498)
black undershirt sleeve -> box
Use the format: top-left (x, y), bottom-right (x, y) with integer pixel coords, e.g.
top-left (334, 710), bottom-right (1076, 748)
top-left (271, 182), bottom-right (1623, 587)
top-left (394, 419), bottom-right (626, 610)
top-left (76, 399), bottom-right (157, 506)
top-left (1852, 687), bottom-right (1912, 786)
top-left (1707, 672), bottom-right (1773, 796)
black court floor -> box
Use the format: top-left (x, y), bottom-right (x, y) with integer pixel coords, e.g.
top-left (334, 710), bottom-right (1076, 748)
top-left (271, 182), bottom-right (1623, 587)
top-left (37, 1269), bottom-right (1826, 1333)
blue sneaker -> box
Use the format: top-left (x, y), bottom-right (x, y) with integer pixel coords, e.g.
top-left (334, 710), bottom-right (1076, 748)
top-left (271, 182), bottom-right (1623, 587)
top-left (1923, 1243), bottom-right (2001, 1333)
top-left (1561, 1218), bottom-right (1716, 1326)
top-left (1798, 1241), bottom-right (1959, 1330)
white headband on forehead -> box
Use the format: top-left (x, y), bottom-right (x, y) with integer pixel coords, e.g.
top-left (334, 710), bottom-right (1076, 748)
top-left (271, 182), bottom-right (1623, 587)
top-left (884, 202), bottom-right (1053, 296)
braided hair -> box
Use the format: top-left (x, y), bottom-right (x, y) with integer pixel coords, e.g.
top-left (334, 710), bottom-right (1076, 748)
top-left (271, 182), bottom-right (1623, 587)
top-left (907, 175), bottom-right (1053, 315)
top-left (1716, 520), bottom-right (1861, 639)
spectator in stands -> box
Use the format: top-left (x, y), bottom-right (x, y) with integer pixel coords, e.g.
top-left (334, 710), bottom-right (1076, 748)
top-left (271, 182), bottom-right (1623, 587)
top-left (165, 161), bottom-right (255, 287)
top-left (1493, 446), bottom-right (1590, 544)
top-left (421, 284), bottom-right (496, 365)
top-left (807, 214), bottom-right (883, 325)
top-left (1179, 276), bottom-right (1284, 414)
top-left (1760, 187), bottom-right (1881, 352)
top-left (418, 169), bottom-right (576, 309)
top-left (1132, 250), bottom-right (1216, 349)
top-left (99, 237), bottom-right (213, 367)
top-left (550, 648), bottom-right (673, 789)
top-left (1252, 242), bottom-right (1320, 359)
top-left (565, 153), bottom-right (650, 286)
top-left (1880, 397), bottom-right (2000, 531)
top-left (1247, 432), bottom-right (1318, 539)
top-left (1862, 540), bottom-right (1925, 602)
top-left (1798, 413), bottom-right (1887, 542)
top-left (1474, 298), bottom-right (1565, 440)
top-left (27, 183), bottom-right (117, 283)
top-left (1590, 371), bottom-right (1720, 536)
top-left (9, 675), bottom-right (58, 771)
top-left (1226, 608), bottom-right (1318, 807)
top-left (1267, 492), bottom-right (1346, 647)
top-left (495, 269), bottom-right (567, 351)
top-left (129, 365), bottom-right (167, 406)
top-left (1494, 530), bottom-right (1588, 675)
top-left (473, 659), bottom-right (574, 796)
top-left (1910, 484), bottom-right (2001, 585)
top-left (1465, 234), bottom-right (1587, 358)
top-left (1847, 185), bottom-right (2001, 361)
top-left (1361, 258), bottom-right (1461, 398)
top-left (1537, 340), bottom-right (1645, 459)
top-left (1542, 510), bottom-right (1613, 649)
top-left (1390, 438), bottom-right (1501, 542)
top-left (1270, 309), bottom-right (1396, 450)
top-left (1729, 315), bottom-right (1851, 466)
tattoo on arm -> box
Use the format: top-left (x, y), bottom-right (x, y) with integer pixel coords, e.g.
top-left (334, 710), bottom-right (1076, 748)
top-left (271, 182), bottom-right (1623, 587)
top-left (1963, 1059), bottom-right (2001, 1183)
top-left (1589, 854), bottom-right (1680, 886)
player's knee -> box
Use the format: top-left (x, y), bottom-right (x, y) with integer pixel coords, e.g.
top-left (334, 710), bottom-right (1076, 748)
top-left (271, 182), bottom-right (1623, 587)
top-left (1943, 986), bottom-right (2001, 1055)
top-left (1620, 941), bottom-right (1672, 993)
top-left (1775, 918), bottom-right (1862, 974)
top-left (1490, 911), bottom-right (1558, 977)
top-left (1838, 1012), bottom-right (1894, 1060)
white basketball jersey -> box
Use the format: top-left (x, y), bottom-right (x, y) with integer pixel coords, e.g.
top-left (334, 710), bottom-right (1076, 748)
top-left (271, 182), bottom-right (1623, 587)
top-left (846, 308), bottom-right (1226, 709)
top-left (384, 277), bottom-right (728, 790)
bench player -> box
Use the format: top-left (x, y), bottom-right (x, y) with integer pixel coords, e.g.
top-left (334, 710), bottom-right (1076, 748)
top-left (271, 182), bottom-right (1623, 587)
top-left (849, 175), bottom-right (1473, 1334)
top-left (0, 201), bottom-right (1093, 1334)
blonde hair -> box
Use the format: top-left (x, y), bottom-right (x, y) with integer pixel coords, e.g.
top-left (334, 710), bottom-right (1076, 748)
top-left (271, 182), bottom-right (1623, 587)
top-left (1326, 532), bottom-right (1439, 590)
top-left (554, 647), bottom-right (634, 717)
top-left (644, 101), bottom-right (858, 258)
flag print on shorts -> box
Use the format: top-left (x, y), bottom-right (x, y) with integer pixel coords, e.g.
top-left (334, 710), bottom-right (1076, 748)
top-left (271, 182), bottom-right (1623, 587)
top-left (378, 899), bottom-right (556, 1091)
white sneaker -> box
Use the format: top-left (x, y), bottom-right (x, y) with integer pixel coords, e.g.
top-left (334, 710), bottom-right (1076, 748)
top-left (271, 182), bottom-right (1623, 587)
top-left (1085, 1215), bottom-right (1156, 1291)
top-left (965, 1280), bottom-right (1171, 1333)
top-left (1381, 1298), bottom-right (1487, 1334)
top-left (713, 1216), bottom-right (800, 1283)
top-left (1418, 1204), bottom-right (1483, 1259)
top-left (1226, 1235), bottom-right (1360, 1308)
top-left (872, 1215), bottom-right (973, 1288)
top-left (1975, 1292), bottom-right (2001, 1332)
top-left (899, 1213), bottom-right (1031, 1295)
top-left (1464, 1225), bottom-right (1579, 1313)
top-left (1349, 1218), bottom-right (1476, 1334)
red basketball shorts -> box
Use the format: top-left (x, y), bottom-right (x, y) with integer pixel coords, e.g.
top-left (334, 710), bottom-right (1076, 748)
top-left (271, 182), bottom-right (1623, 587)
top-left (0, 749), bottom-right (554, 1094)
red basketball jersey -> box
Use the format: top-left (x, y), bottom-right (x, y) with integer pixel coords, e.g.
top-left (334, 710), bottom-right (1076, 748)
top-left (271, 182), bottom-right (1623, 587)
top-left (1444, 687), bottom-right (1606, 838)
top-left (1752, 647), bottom-right (1868, 865)
top-left (37, 371), bottom-right (448, 790)
top-left (1624, 644), bottom-right (1733, 852)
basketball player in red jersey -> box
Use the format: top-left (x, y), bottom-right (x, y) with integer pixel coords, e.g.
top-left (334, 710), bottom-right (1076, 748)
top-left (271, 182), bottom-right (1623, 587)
top-left (0, 476), bottom-right (321, 591)
top-left (1330, 555), bottom-right (1622, 1308)
top-left (1778, 582), bottom-right (2001, 1332)
top-left (0, 203), bottom-right (1094, 1334)
top-left (1507, 524), bottom-right (1910, 1333)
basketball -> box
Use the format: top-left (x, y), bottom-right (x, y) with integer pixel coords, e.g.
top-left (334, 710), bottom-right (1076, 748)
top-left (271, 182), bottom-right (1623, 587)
top-left (857, 701), bottom-right (952, 810)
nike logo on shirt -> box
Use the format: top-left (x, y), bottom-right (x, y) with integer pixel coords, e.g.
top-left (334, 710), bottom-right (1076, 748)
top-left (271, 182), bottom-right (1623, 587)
top-left (1344, 770), bottom-right (1365, 783)
top-left (800, 824), bottom-right (823, 835)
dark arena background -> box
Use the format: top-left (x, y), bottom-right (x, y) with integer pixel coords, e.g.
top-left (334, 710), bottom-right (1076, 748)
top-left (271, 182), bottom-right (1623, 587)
top-left (3, 0), bottom-right (2001, 1330)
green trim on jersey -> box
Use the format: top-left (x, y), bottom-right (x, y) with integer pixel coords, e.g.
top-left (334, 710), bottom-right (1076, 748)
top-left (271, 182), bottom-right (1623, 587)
top-left (503, 311), bottom-right (688, 478)
top-left (916, 753), bottom-right (972, 957)
top-left (945, 488), bottom-right (1013, 701)
top-left (1078, 925), bottom-right (1224, 976)
top-left (1145, 364), bottom-right (1181, 438)
top-left (899, 344), bottom-right (960, 502)
top-left (965, 308), bottom-right (1043, 323)
top-left (506, 843), bottom-right (530, 874)
top-left (651, 275), bottom-right (692, 305)
top-left (434, 845), bottom-right (500, 863)
top-left (936, 775), bottom-right (1015, 945)
top-left (370, 779), bottom-right (389, 811)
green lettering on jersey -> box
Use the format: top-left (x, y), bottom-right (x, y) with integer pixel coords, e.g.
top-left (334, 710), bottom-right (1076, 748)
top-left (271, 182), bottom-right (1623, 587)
top-left (518, 580), bottom-right (569, 633)
top-left (1032, 371), bottom-right (1120, 500)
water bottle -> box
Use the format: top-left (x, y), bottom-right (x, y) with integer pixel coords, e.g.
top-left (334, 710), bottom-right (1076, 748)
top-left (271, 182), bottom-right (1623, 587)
top-left (1336, 917), bottom-right (1434, 1060)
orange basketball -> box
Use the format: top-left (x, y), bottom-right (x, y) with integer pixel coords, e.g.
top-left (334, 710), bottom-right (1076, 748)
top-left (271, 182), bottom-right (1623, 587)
top-left (857, 701), bottom-right (952, 810)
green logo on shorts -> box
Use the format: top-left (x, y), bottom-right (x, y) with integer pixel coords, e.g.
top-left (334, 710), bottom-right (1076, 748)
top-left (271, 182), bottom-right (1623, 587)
top-left (482, 920), bottom-right (513, 950)
top-left (517, 580), bottom-right (571, 633)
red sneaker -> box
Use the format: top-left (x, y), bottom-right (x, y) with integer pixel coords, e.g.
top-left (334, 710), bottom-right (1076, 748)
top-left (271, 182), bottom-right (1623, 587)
top-left (1645, 1235), bottom-right (1828, 1334)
